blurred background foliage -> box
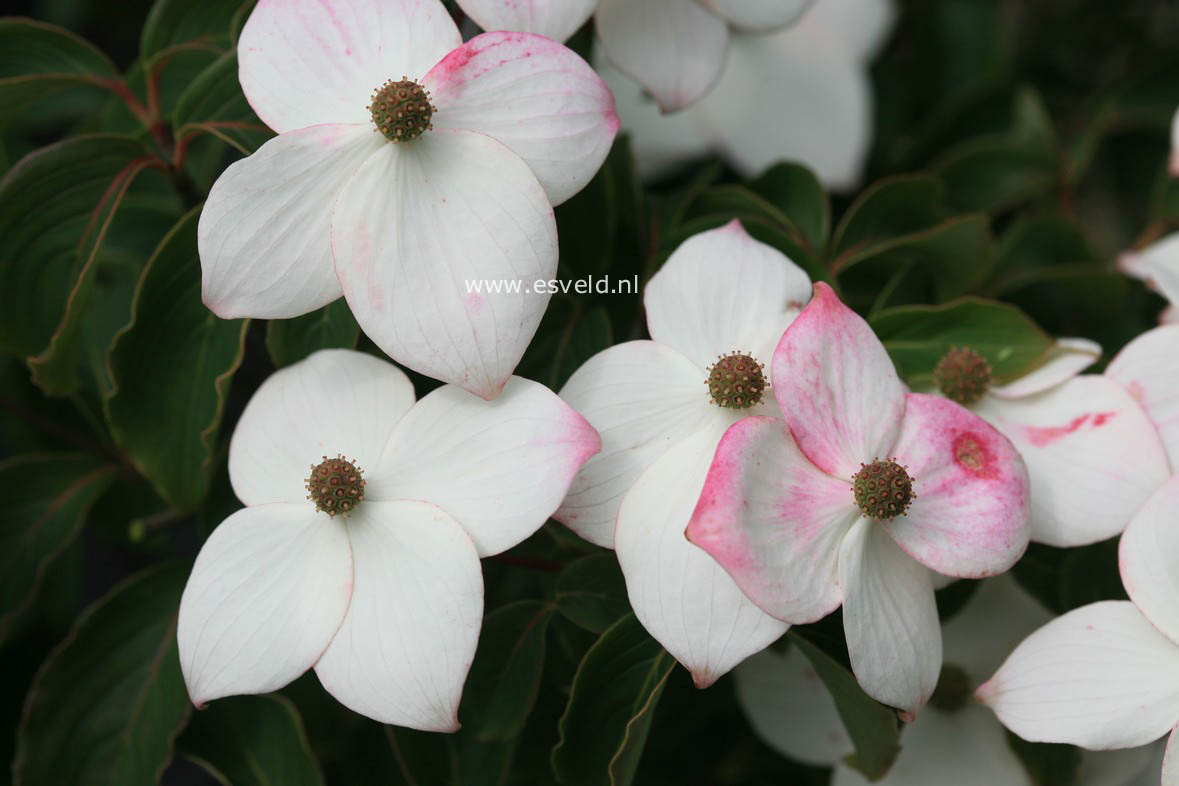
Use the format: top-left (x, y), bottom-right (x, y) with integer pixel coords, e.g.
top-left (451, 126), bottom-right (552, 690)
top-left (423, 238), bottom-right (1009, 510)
top-left (2, 1), bottom-right (1177, 785)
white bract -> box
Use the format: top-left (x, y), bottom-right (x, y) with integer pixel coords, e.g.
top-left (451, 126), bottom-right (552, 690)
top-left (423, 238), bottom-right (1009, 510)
top-left (1120, 233), bottom-right (1179, 325)
top-left (1105, 324), bottom-right (1179, 469)
top-left (935, 340), bottom-right (1170, 546)
top-left (736, 576), bottom-right (1162, 786)
top-left (554, 220), bottom-right (812, 686)
top-left (455, 0), bottom-right (599, 43)
top-left (199, 0), bottom-right (618, 399)
top-left (177, 349), bottom-right (600, 730)
top-left (979, 475), bottom-right (1179, 786)
top-left (600, 0), bottom-right (895, 189)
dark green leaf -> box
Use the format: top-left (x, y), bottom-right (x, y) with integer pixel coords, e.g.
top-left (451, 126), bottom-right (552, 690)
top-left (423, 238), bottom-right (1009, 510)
top-left (1006, 733), bottom-right (1081, 786)
top-left (936, 139), bottom-right (1057, 214)
top-left (789, 633), bottom-right (901, 780)
top-left (140, 0), bottom-right (244, 59)
top-left (556, 553), bottom-right (630, 634)
top-left (0, 134), bottom-right (155, 360)
top-left (1011, 543), bottom-right (1068, 615)
top-left (870, 298), bottom-right (1054, 385)
top-left (0, 453), bottom-right (116, 644)
top-left (13, 563), bottom-right (191, 786)
top-left (0, 19), bottom-right (123, 116)
top-left (266, 299), bottom-right (360, 368)
top-left (179, 695), bottom-right (325, 786)
top-left (1059, 538), bottom-right (1127, 611)
top-left (830, 174), bottom-right (946, 257)
top-left (749, 162), bottom-right (830, 253)
top-left (105, 208), bottom-right (248, 511)
top-left (993, 214), bottom-right (1098, 285)
top-left (555, 135), bottom-right (644, 278)
top-left (552, 613), bottom-right (676, 786)
top-left (463, 600), bottom-right (555, 742)
top-left (173, 50), bottom-right (273, 156)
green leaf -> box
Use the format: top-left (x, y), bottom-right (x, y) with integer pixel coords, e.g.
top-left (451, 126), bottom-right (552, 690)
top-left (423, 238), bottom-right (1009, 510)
top-left (552, 614), bottom-right (676, 786)
top-left (993, 213), bottom-right (1098, 285)
top-left (749, 162), bottom-right (830, 253)
top-left (0, 19), bottom-right (123, 116)
top-left (266, 299), bottom-right (360, 368)
top-left (105, 208), bottom-right (248, 511)
top-left (789, 633), bottom-right (901, 780)
top-left (178, 695), bottom-right (325, 786)
top-left (140, 0), bottom-right (244, 59)
top-left (173, 50), bottom-right (273, 156)
top-left (870, 298), bottom-right (1054, 385)
top-left (463, 601), bottom-right (555, 742)
top-left (555, 135), bottom-right (644, 278)
top-left (0, 135), bottom-right (156, 360)
top-left (13, 563), bottom-right (191, 786)
top-left (1059, 538), bottom-right (1127, 611)
top-left (556, 553), bottom-right (630, 634)
top-left (0, 453), bottom-right (116, 644)
top-left (1006, 733), bottom-right (1081, 786)
top-left (830, 174), bottom-right (946, 257)
top-left (935, 139), bottom-right (1057, 214)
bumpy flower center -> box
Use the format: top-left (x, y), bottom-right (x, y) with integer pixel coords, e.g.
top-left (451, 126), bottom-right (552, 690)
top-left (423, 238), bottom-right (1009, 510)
top-left (934, 346), bottom-right (992, 406)
top-left (852, 458), bottom-right (914, 520)
top-left (368, 78), bottom-right (434, 143)
top-left (706, 351), bottom-right (766, 409)
top-left (928, 663), bottom-right (972, 712)
top-left (305, 455), bottom-right (366, 517)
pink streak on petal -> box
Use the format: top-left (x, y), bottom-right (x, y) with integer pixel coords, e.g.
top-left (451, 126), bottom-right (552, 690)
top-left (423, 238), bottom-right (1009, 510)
top-left (1023, 411), bottom-right (1117, 447)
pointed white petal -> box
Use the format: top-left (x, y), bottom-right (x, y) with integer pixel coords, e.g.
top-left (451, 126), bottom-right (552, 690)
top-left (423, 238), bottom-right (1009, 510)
top-left (698, 0), bottom-right (812, 31)
top-left (454, 0), bottom-right (597, 42)
top-left (555, 341), bottom-right (713, 548)
top-left (644, 219), bottom-right (812, 370)
top-left (332, 130), bottom-right (557, 399)
top-left (228, 350), bottom-right (414, 506)
top-left (833, 704), bottom-right (1030, 786)
top-left (314, 500), bottom-right (483, 731)
top-left (1120, 475), bottom-right (1179, 647)
top-left (989, 338), bottom-right (1102, 399)
top-left (615, 424), bottom-right (788, 688)
top-left (594, 0), bottom-right (729, 113)
top-left (1119, 233), bottom-right (1179, 310)
top-left (839, 518), bottom-right (941, 713)
top-left (425, 31), bottom-right (618, 205)
top-left (1106, 325), bottom-right (1179, 468)
top-left (974, 376), bottom-right (1169, 547)
top-left (199, 125), bottom-right (381, 319)
top-left (178, 503), bottom-right (352, 706)
top-left (978, 601), bottom-right (1179, 749)
top-left (372, 376), bottom-right (600, 557)
top-left (735, 646), bottom-right (851, 767)
top-left (238, 0), bottom-right (461, 133)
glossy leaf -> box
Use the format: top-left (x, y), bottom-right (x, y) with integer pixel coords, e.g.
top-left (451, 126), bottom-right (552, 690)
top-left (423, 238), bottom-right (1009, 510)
top-left (0, 19), bottom-right (124, 115)
top-left (178, 695), bottom-right (324, 786)
top-left (0, 453), bottom-right (116, 644)
top-left (555, 553), bottom-right (630, 635)
top-left (13, 564), bottom-right (190, 786)
top-left (0, 135), bottom-right (156, 360)
top-left (173, 50), bottom-right (272, 156)
top-left (870, 298), bottom-right (1054, 384)
top-left (265, 299), bottom-right (359, 369)
top-left (790, 633), bottom-right (901, 780)
top-left (105, 208), bottom-right (248, 511)
top-left (552, 614), bottom-right (676, 786)
top-left (830, 174), bottom-right (946, 257)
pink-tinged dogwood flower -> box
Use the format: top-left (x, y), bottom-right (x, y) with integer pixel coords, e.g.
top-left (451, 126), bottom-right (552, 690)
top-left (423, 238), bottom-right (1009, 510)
top-left (199, 0), bottom-right (618, 400)
top-left (594, 0), bottom-right (812, 113)
top-left (1106, 325), bottom-right (1179, 469)
top-left (687, 283), bottom-right (1031, 713)
top-left (455, 0), bottom-right (598, 43)
top-left (927, 339), bottom-right (1170, 546)
top-left (554, 220), bottom-right (813, 686)
top-left (1119, 234), bottom-right (1179, 325)
top-left (978, 475), bottom-right (1179, 786)
top-left (177, 350), bottom-right (599, 730)
top-left (600, 0), bottom-right (894, 188)
top-left (736, 577), bottom-right (1162, 786)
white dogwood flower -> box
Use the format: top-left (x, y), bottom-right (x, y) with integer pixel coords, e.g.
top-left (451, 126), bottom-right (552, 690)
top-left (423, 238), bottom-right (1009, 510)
top-left (555, 220), bottom-right (812, 686)
top-left (177, 350), bottom-right (599, 730)
top-left (199, 0), bottom-right (618, 399)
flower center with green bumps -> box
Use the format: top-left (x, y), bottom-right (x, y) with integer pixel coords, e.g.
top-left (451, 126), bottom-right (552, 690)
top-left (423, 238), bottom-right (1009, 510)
top-left (852, 458), bottom-right (914, 520)
top-left (369, 78), bottom-right (434, 143)
top-left (928, 663), bottom-right (972, 712)
top-left (306, 455), bottom-right (366, 517)
top-left (706, 351), bottom-right (766, 409)
top-left (934, 346), bottom-right (992, 406)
